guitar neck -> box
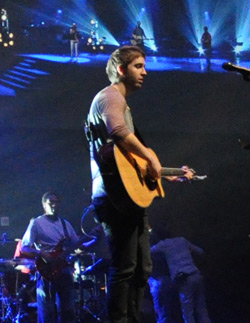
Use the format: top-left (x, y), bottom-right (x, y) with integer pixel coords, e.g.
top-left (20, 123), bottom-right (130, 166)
top-left (161, 167), bottom-right (185, 177)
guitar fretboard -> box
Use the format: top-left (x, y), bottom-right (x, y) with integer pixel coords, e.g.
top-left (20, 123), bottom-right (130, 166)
top-left (161, 168), bottom-right (185, 177)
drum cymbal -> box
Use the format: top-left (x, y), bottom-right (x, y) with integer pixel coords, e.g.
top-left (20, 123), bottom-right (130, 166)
top-left (12, 258), bottom-right (35, 266)
top-left (0, 239), bottom-right (19, 244)
top-left (0, 259), bottom-right (16, 266)
top-left (0, 258), bottom-right (35, 268)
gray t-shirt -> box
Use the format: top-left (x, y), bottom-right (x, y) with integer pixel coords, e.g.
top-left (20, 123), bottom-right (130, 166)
top-left (88, 86), bottom-right (134, 198)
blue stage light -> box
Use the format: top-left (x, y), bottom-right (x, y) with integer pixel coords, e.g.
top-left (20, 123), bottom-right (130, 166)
top-left (198, 47), bottom-right (205, 55)
top-left (235, 0), bottom-right (250, 51)
top-left (62, 1), bottom-right (119, 47)
top-left (234, 45), bottom-right (242, 55)
top-left (181, 0), bottom-right (234, 51)
top-left (117, 0), bottom-right (157, 51)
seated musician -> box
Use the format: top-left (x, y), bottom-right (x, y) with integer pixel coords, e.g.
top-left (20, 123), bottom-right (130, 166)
top-left (131, 21), bottom-right (148, 49)
top-left (20, 192), bottom-right (96, 323)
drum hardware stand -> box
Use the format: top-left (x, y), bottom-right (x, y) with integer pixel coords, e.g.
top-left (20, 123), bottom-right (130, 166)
top-left (0, 273), bottom-right (14, 323)
top-left (81, 280), bottom-right (107, 322)
top-left (77, 255), bottom-right (107, 322)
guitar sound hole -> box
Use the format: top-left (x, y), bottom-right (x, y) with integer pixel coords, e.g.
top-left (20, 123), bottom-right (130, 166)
top-left (145, 176), bottom-right (158, 191)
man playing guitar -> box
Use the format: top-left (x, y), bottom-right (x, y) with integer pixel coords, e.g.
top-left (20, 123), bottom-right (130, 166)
top-left (131, 21), bottom-right (148, 49)
top-left (86, 45), bottom-right (194, 323)
top-left (21, 192), bottom-right (95, 323)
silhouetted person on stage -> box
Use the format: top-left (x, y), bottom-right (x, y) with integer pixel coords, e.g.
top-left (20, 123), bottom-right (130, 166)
top-left (201, 26), bottom-right (212, 70)
top-left (149, 232), bottom-right (211, 323)
top-left (131, 21), bottom-right (148, 50)
top-left (70, 23), bottom-right (79, 59)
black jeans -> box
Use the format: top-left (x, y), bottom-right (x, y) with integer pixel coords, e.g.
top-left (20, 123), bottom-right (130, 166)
top-left (93, 197), bottom-right (152, 323)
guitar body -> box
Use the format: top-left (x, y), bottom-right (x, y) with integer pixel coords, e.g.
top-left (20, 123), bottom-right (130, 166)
top-left (36, 257), bottom-right (68, 281)
top-left (130, 36), bottom-right (143, 46)
top-left (36, 239), bottom-right (68, 281)
top-left (97, 144), bottom-right (197, 212)
top-left (98, 144), bottom-right (165, 213)
top-left (130, 36), bottom-right (154, 46)
top-left (98, 144), bottom-right (143, 215)
top-left (114, 146), bottom-right (165, 208)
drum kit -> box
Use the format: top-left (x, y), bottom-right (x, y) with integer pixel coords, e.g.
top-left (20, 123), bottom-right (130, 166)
top-left (0, 256), bottom-right (36, 323)
top-left (0, 238), bottom-right (108, 323)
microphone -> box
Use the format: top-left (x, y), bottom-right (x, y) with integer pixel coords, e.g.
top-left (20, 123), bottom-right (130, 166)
top-left (1, 233), bottom-right (6, 245)
top-left (222, 62), bottom-right (250, 81)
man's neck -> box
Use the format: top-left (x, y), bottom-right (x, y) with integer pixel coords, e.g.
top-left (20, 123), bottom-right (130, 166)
top-left (44, 213), bottom-right (58, 219)
top-left (112, 82), bottom-right (130, 97)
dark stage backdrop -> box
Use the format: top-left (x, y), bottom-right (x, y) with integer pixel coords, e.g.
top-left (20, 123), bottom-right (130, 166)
top-left (1, 57), bottom-right (250, 322)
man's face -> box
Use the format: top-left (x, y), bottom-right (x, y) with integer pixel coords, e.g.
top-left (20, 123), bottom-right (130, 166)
top-left (43, 195), bottom-right (60, 216)
top-left (123, 56), bottom-right (147, 92)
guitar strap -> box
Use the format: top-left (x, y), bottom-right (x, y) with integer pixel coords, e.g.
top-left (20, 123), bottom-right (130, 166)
top-left (134, 125), bottom-right (147, 146)
top-left (59, 217), bottom-right (70, 240)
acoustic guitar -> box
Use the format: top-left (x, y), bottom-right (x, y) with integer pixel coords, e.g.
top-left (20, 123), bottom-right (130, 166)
top-left (114, 145), bottom-right (195, 208)
top-left (98, 144), bottom-right (197, 213)
top-left (130, 36), bottom-right (154, 46)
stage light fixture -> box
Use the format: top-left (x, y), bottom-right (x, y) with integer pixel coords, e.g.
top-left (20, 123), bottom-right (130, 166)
top-left (0, 8), bottom-right (14, 49)
top-left (151, 44), bottom-right (157, 52)
top-left (1, 14), bottom-right (7, 21)
top-left (87, 17), bottom-right (107, 52)
top-left (233, 45), bottom-right (242, 55)
top-left (1, 9), bottom-right (7, 22)
top-left (198, 47), bottom-right (205, 55)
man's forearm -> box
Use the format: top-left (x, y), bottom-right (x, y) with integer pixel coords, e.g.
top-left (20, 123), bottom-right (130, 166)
top-left (21, 246), bottom-right (41, 259)
top-left (117, 133), bottom-right (153, 163)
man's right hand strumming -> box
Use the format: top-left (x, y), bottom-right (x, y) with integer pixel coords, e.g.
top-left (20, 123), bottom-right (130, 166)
top-left (146, 149), bottom-right (162, 180)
